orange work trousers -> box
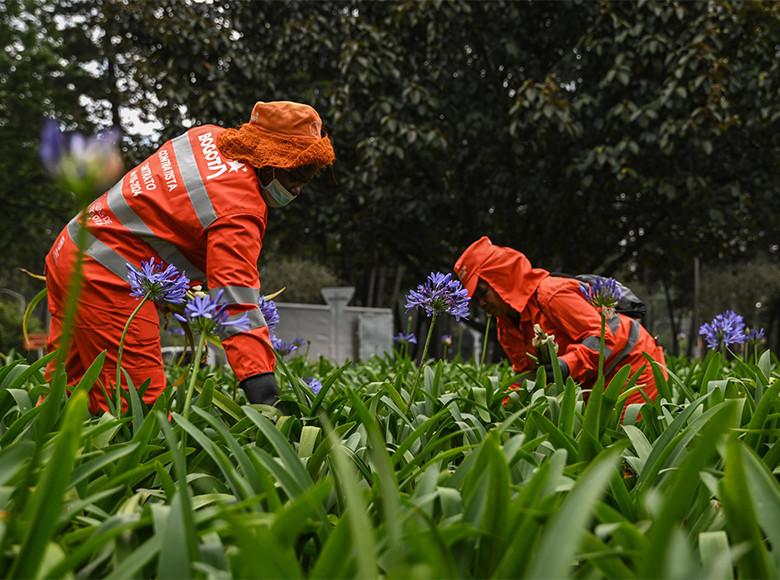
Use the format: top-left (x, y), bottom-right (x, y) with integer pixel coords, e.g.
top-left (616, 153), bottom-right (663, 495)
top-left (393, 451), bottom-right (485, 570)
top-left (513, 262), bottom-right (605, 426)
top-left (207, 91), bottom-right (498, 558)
top-left (45, 232), bottom-right (166, 414)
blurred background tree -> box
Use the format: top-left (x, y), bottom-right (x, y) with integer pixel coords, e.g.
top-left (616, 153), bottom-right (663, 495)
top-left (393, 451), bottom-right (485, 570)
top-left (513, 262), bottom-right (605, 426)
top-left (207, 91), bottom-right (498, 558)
top-left (1, 0), bottom-right (778, 350)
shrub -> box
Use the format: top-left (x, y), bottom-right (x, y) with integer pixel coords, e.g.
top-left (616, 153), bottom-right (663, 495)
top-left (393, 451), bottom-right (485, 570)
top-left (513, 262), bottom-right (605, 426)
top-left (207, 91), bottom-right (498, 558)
top-left (260, 257), bottom-right (340, 303)
top-left (0, 300), bottom-right (25, 354)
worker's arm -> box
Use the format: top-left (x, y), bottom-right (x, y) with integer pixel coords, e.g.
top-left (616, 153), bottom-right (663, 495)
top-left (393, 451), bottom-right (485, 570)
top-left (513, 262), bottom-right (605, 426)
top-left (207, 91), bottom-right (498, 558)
top-left (205, 213), bottom-right (277, 400)
top-left (498, 319), bottom-right (534, 375)
top-left (545, 287), bottom-right (620, 384)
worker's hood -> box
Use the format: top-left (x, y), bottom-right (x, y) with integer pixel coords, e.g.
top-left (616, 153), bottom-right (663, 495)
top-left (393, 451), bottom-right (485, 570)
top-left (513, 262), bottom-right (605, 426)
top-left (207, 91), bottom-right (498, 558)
top-left (454, 236), bottom-right (549, 315)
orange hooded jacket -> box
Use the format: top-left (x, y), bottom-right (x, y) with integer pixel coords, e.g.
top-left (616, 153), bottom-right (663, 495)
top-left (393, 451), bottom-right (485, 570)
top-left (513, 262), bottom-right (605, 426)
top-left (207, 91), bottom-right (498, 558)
top-left (45, 125), bottom-right (276, 411)
top-left (454, 237), bottom-right (666, 410)
top-left (45, 101), bottom-right (336, 414)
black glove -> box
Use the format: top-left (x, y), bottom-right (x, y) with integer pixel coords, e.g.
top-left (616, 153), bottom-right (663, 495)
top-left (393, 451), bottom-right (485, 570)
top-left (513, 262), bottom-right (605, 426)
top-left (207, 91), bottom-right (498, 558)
top-left (543, 358), bottom-right (570, 383)
top-left (240, 372), bottom-right (279, 405)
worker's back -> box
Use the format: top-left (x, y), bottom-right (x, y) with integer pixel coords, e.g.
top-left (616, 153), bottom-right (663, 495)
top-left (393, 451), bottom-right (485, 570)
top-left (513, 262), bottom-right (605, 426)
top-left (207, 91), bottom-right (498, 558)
top-left (55, 124), bottom-right (266, 293)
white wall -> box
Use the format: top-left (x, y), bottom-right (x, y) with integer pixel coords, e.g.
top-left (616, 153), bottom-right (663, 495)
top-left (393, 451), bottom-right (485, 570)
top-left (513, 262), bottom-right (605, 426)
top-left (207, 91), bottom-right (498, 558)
top-left (273, 287), bottom-right (393, 364)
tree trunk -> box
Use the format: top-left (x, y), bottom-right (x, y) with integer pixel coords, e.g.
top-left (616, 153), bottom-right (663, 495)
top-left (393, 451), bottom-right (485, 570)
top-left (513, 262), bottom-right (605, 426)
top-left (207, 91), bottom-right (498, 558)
top-left (662, 277), bottom-right (679, 356)
top-left (687, 257), bottom-right (701, 358)
top-left (390, 265), bottom-right (405, 309)
top-left (365, 267), bottom-right (376, 307)
top-left (376, 267), bottom-right (386, 308)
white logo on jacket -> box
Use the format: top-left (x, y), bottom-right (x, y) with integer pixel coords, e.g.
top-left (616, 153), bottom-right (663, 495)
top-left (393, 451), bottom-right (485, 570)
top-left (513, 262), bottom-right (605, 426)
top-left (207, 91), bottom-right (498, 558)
top-left (52, 235), bottom-right (65, 262)
top-left (198, 132), bottom-right (244, 180)
top-left (158, 148), bottom-right (178, 192)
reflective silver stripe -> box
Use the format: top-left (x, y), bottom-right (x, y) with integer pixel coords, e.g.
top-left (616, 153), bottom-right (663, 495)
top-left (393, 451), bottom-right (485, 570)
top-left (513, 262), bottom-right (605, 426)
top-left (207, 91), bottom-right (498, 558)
top-left (582, 336), bottom-right (600, 351)
top-left (222, 308), bottom-right (266, 339)
top-left (605, 318), bottom-right (641, 375)
top-left (67, 218), bottom-right (128, 280)
top-left (210, 286), bottom-right (260, 305)
top-left (582, 335), bottom-right (612, 359)
top-left (172, 132), bottom-right (217, 228)
top-left (608, 314), bottom-right (620, 334)
top-left (105, 177), bottom-right (205, 279)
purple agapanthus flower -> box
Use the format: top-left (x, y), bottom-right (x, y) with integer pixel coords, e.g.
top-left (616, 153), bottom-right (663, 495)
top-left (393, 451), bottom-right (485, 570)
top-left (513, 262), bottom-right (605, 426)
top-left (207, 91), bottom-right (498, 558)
top-left (174, 289), bottom-right (250, 336)
top-left (699, 310), bottom-right (747, 350)
top-left (393, 332), bottom-right (417, 345)
top-left (441, 334), bottom-right (453, 346)
top-left (271, 335), bottom-right (305, 356)
top-left (746, 327), bottom-right (766, 342)
top-left (405, 272), bottom-right (470, 321)
top-left (126, 258), bottom-right (190, 304)
top-left (258, 296), bottom-right (280, 330)
top-left (580, 276), bottom-right (623, 316)
top-left (306, 377), bottom-right (323, 395)
top-left (40, 119), bottom-right (123, 189)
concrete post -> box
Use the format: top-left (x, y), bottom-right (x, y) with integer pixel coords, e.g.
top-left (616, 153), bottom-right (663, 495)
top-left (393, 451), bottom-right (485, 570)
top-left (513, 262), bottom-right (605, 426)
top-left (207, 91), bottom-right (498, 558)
top-left (321, 287), bottom-right (355, 362)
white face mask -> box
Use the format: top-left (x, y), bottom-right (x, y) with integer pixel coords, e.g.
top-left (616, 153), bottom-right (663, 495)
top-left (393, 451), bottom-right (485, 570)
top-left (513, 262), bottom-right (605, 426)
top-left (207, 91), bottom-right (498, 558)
top-left (258, 169), bottom-right (298, 208)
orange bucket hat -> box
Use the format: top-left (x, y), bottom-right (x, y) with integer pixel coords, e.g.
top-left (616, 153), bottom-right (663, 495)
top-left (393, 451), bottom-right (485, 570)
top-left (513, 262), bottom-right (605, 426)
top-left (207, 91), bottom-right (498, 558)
top-left (216, 101), bottom-right (336, 170)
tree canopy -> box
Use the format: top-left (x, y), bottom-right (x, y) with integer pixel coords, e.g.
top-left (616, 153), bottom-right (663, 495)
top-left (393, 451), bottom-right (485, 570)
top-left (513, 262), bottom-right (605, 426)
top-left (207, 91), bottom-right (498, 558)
top-left (1, 0), bottom-right (778, 332)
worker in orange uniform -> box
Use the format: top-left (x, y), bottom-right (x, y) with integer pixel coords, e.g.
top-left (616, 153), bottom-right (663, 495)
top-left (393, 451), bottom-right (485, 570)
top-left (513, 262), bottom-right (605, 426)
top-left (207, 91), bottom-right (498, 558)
top-left (453, 236), bottom-right (666, 413)
top-left (45, 101), bottom-right (335, 413)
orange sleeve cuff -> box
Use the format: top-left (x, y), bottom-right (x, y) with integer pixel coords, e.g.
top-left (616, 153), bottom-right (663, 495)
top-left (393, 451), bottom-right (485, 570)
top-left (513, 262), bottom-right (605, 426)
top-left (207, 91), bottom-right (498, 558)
top-left (222, 325), bottom-right (276, 382)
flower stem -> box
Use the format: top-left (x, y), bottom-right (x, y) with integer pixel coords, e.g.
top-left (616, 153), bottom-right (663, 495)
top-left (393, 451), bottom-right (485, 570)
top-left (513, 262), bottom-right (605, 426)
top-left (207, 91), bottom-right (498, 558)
top-left (597, 312), bottom-right (606, 379)
top-left (480, 314), bottom-right (493, 368)
top-left (400, 314), bottom-right (412, 359)
top-left (182, 331), bottom-right (207, 420)
top-left (406, 313), bottom-right (437, 414)
top-left (115, 292), bottom-right (151, 416)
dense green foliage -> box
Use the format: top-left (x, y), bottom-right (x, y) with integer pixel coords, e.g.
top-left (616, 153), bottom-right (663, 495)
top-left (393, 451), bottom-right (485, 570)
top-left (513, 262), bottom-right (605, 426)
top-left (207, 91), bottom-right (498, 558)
top-left (0, 302), bottom-right (23, 355)
top-left (3, 2), bottom-right (780, 576)
top-left (0, 345), bottom-right (778, 577)
top-left (1, 1), bottom-right (779, 327)
top-left (0, 299), bottom-right (43, 355)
